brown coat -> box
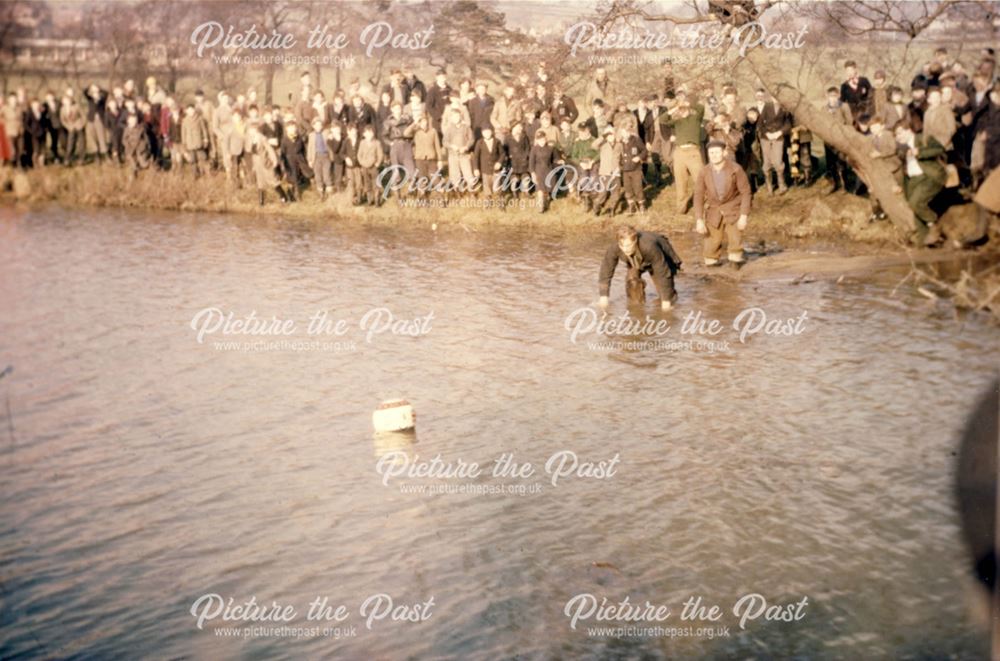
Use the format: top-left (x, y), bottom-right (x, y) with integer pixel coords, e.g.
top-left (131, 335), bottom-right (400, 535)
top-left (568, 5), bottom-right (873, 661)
top-left (974, 164), bottom-right (1000, 213)
top-left (694, 160), bottom-right (752, 227)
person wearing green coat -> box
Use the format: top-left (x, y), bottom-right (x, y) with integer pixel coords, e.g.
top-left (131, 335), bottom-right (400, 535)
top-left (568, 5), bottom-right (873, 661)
top-left (568, 123), bottom-right (600, 211)
top-left (893, 121), bottom-right (946, 245)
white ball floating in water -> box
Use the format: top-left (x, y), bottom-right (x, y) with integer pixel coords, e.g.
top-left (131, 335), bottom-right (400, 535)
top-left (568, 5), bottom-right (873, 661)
top-left (373, 399), bottom-right (416, 432)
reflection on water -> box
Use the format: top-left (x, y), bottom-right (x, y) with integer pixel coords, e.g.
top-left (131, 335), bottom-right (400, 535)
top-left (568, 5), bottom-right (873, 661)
top-left (373, 431), bottom-right (418, 464)
top-left (0, 205), bottom-right (997, 659)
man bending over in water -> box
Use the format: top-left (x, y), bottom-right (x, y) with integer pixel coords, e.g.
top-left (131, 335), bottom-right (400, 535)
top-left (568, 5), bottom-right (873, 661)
top-left (598, 225), bottom-right (683, 311)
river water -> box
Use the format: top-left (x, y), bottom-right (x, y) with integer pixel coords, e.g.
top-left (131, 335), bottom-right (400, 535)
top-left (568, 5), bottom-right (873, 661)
top-left (0, 205), bottom-right (997, 659)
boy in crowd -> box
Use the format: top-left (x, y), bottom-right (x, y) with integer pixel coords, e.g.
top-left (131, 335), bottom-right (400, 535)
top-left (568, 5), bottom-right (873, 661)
top-left (490, 83), bottom-right (522, 140)
top-left (122, 112), bottom-right (151, 180)
top-left (468, 82), bottom-right (495, 141)
top-left (180, 103), bottom-right (209, 178)
top-left (824, 86), bottom-right (854, 193)
top-left (840, 60), bottom-right (873, 119)
top-left (521, 108), bottom-right (540, 144)
top-left (503, 122), bottom-right (532, 198)
top-left (633, 95), bottom-right (657, 184)
top-left (740, 106), bottom-right (763, 191)
top-left (443, 107), bottom-right (474, 195)
top-left (328, 122), bottom-right (346, 193)
top-left (568, 122), bottom-right (600, 211)
top-left (528, 128), bottom-right (558, 212)
top-left (867, 115), bottom-right (900, 221)
top-left (619, 127), bottom-right (647, 213)
top-left (408, 115), bottom-right (442, 197)
top-left (882, 86), bottom-right (909, 131)
top-left (472, 124), bottom-right (503, 199)
top-left (758, 93), bottom-right (790, 194)
top-left (246, 122), bottom-right (284, 205)
top-left (357, 124), bottom-right (384, 206)
top-left (342, 124), bottom-right (363, 205)
top-left (306, 117), bottom-right (333, 201)
top-left (60, 95), bottom-right (86, 166)
top-left (383, 101), bottom-right (415, 195)
top-left (280, 122), bottom-right (310, 202)
top-left (592, 125), bottom-right (622, 216)
top-left (894, 120), bottom-right (947, 245)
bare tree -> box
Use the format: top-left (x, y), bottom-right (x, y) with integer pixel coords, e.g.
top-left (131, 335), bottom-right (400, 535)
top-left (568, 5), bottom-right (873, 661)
top-left (80, 0), bottom-right (143, 87)
top-left (137, 0), bottom-right (211, 93)
top-left (593, 0), bottom-right (992, 233)
top-left (0, 0), bottom-right (54, 94)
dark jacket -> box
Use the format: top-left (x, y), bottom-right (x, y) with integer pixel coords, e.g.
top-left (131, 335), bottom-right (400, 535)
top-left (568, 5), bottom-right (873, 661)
top-left (23, 108), bottom-right (48, 143)
top-left (633, 107), bottom-right (656, 144)
top-left (45, 99), bottom-right (62, 130)
top-left (472, 136), bottom-right (503, 174)
top-left (425, 83), bottom-right (452, 127)
top-left (977, 101), bottom-right (1000, 172)
top-left (598, 231), bottom-right (683, 299)
top-left (340, 135), bottom-right (360, 167)
top-left (840, 77), bottom-right (873, 118)
top-left (528, 142), bottom-right (558, 191)
top-left (330, 103), bottom-right (350, 127)
top-left (552, 95), bottom-right (579, 126)
top-left (619, 134), bottom-right (647, 172)
top-left (758, 102), bottom-right (790, 137)
top-left (403, 76), bottom-right (426, 105)
top-left (280, 133), bottom-right (311, 179)
top-left (383, 114), bottom-right (413, 142)
top-left (84, 88), bottom-right (107, 123)
top-left (327, 135), bottom-right (345, 165)
top-left (347, 103), bottom-right (376, 130)
top-left (907, 99), bottom-right (927, 134)
top-left (504, 132), bottom-right (531, 173)
top-left (468, 94), bottom-right (495, 131)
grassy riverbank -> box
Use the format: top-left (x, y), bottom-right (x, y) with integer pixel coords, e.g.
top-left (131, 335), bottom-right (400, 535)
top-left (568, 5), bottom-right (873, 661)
top-left (3, 163), bottom-right (905, 247)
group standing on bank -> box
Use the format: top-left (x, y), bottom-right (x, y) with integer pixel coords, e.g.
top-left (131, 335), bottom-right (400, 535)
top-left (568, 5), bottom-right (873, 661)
top-left (2, 45), bottom-right (999, 254)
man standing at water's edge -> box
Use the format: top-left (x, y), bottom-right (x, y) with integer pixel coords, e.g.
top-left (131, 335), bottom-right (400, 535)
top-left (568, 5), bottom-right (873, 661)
top-left (694, 140), bottom-right (753, 266)
top-left (598, 226), bottom-right (682, 311)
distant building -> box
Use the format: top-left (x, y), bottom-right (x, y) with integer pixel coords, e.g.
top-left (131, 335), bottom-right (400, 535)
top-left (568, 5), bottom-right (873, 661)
top-left (3, 37), bottom-right (99, 68)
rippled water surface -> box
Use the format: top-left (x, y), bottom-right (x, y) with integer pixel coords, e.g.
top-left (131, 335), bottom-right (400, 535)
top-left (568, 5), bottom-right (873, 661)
top-left (0, 205), bottom-right (997, 659)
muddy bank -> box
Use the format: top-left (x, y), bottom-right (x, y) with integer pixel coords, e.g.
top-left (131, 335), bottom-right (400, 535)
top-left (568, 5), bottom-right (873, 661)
top-left (3, 163), bottom-right (906, 245)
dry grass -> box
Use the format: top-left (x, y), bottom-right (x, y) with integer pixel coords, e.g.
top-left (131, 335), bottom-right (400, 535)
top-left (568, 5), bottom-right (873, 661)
top-left (7, 162), bottom-right (906, 247)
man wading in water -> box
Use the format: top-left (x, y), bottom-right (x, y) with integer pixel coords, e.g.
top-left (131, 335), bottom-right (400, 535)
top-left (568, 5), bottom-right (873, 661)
top-left (598, 226), bottom-right (682, 311)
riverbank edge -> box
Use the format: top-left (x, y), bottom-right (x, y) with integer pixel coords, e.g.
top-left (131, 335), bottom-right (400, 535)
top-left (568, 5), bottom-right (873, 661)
top-left (3, 163), bottom-right (912, 249)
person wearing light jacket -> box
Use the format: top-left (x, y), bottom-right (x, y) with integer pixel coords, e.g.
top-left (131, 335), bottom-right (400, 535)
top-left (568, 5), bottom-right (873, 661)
top-left (490, 84), bottom-right (522, 140)
top-left (407, 115), bottom-right (442, 195)
top-left (591, 126), bottom-right (623, 216)
top-left (442, 108), bottom-right (474, 195)
top-left (181, 104), bottom-right (210, 177)
top-left (59, 95), bottom-right (86, 166)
